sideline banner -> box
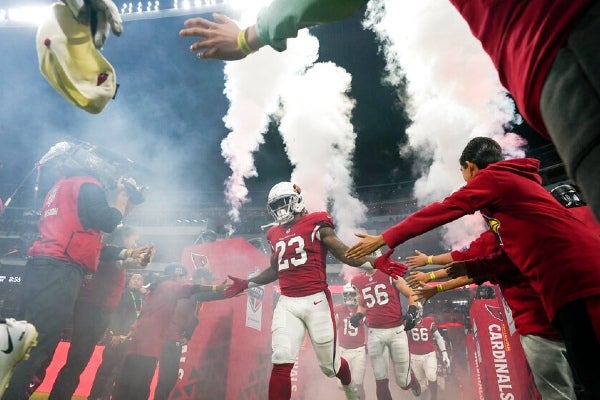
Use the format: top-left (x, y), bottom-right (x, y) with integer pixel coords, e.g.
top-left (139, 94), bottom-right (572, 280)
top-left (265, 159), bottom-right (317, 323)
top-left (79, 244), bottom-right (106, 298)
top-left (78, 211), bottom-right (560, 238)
top-left (171, 238), bottom-right (273, 399)
top-left (468, 295), bottom-right (540, 400)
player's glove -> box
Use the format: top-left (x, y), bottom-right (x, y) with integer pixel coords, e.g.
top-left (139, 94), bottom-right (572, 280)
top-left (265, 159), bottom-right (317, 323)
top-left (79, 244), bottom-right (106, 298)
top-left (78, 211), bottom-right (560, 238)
top-left (401, 305), bottom-right (419, 331)
top-left (224, 275), bottom-right (249, 298)
top-left (62, 0), bottom-right (123, 48)
top-left (442, 351), bottom-right (451, 368)
top-left (349, 312), bottom-right (364, 328)
top-left (373, 249), bottom-right (407, 280)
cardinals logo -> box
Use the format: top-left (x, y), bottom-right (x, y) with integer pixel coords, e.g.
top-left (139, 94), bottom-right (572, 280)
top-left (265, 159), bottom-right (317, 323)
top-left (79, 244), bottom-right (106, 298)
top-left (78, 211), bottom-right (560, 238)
top-left (485, 304), bottom-right (504, 321)
top-left (190, 253), bottom-right (208, 270)
top-left (482, 213), bottom-right (503, 246)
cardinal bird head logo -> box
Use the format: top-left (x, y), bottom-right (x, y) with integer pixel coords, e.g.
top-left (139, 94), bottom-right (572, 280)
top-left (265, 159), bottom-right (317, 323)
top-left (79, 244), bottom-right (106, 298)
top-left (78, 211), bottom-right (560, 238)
top-left (482, 213), bottom-right (503, 246)
top-left (485, 304), bottom-right (504, 321)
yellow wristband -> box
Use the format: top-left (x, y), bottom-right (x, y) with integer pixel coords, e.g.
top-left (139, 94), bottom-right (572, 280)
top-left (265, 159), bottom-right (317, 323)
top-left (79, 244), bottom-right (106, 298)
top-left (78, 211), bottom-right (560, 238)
top-left (211, 285), bottom-right (217, 292)
top-left (429, 272), bottom-right (436, 281)
top-left (125, 249), bottom-right (133, 258)
top-left (237, 29), bottom-right (255, 56)
top-left (437, 284), bottom-right (444, 293)
top-left (427, 255), bottom-right (433, 265)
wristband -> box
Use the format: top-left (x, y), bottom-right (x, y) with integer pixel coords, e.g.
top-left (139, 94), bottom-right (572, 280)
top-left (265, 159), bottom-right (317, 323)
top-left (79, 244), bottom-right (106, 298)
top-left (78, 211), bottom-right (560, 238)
top-left (427, 255), bottom-right (433, 265)
top-left (436, 284), bottom-right (444, 293)
top-left (429, 272), bottom-right (436, 281)
top-left (211, 285), bottom-right (217, 292)
top-left (237, 29), bottom-right (255, 56)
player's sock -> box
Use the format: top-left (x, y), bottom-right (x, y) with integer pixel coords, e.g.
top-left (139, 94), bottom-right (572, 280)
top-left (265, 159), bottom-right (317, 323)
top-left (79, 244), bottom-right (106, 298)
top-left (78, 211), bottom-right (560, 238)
top-left (429, 380), bottom-right (438, 400)
top-left (268, 363), bottom-right (294, 400)
top-left (335, 357), bottom-right (352, 385)
top-left (375, 378), bottom-right (393, 400)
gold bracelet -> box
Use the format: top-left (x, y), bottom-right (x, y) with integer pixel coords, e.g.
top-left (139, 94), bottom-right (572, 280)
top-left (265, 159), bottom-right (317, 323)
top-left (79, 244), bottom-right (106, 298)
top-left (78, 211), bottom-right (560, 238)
top-left (237, 29), bottom-right (255, 56)
top-left (427, 255), bottom-right (433, 265)
top-left (437, 284), bottom-right (444, 293)
top-left (429, 272), bottom-right (436, 281)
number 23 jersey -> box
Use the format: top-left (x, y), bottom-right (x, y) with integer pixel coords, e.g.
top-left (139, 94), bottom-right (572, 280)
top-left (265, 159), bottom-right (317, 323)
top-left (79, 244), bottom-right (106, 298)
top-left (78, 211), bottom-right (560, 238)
top-left (266, 211), bottom-right (333, 297)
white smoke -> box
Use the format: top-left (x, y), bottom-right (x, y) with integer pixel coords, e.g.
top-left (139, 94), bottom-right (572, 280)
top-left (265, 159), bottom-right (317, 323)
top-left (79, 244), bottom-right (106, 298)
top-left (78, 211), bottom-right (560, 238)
top-left (221, 29), bottom-right (319, 222)
top-left (221, 10), bottom-right (367, 240)
top-left (279, 62), bottom-right (367, 243)
top-left (364, 0), bottom-right (526, 249)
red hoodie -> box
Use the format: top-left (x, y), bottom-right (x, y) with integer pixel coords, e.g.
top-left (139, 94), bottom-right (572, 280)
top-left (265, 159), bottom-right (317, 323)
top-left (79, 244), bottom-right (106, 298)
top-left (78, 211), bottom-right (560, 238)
top-left (383, 158), bottom-right (600, 321)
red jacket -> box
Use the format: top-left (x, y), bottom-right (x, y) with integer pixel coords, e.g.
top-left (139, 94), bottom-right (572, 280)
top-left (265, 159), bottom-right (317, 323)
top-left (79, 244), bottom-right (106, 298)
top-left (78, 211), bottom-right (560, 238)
top-left (450, 0), bottom-right (592, 137)
top-left (383, 158), bottom-right (600, 321)
top-left (29, 176), bottom-right (104, 271)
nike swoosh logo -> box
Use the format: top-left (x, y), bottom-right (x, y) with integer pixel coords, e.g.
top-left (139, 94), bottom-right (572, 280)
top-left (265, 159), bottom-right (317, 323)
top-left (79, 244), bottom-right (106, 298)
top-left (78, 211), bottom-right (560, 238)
top-left (2, 325), bottom-right (13, 354)
top-left (313, 300), bottom-right (323, 305)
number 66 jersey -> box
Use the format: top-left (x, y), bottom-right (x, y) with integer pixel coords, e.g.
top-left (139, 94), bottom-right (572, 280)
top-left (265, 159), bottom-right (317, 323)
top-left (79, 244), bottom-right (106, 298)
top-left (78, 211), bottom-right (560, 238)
top-left (266, 211), bottom-right (333, 297)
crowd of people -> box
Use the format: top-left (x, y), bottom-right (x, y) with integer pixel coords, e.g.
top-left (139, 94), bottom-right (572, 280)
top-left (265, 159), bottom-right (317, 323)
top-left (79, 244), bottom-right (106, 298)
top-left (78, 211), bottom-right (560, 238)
top-left (1, 0), bottom-right (599, 399)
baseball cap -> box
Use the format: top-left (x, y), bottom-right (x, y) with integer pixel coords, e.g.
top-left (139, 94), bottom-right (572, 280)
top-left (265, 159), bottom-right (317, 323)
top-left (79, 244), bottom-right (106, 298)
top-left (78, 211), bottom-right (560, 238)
top-left (191, 267), bottom-right (217, 282)
top-left (163, 263), bottom-right (187, 278)
top-left (36, 2), bottom-right (117, 114)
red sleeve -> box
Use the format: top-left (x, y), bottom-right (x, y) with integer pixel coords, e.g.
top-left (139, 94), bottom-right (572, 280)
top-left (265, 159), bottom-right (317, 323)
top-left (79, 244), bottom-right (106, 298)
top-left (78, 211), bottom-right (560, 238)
top-left (382, 171), bottom-right (501, 248)
top-left (464, 248), bottom-right (513, 278)
top-left (381, 201), bottom-right (467, 248)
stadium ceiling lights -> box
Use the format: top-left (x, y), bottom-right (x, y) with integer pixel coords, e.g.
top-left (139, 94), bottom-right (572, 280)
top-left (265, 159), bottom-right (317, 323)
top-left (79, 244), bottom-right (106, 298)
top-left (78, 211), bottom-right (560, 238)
top-left (0, 0), bottom-right (237, 28)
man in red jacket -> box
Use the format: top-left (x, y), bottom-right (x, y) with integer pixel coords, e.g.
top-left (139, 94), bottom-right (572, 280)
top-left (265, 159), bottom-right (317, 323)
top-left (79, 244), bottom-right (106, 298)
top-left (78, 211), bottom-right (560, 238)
top-left (111, 263), bottom-right (225, 400)
top-left (346, 137), bottom-right (600, 397)
top-left (1, 167), bottom-right (136, 400)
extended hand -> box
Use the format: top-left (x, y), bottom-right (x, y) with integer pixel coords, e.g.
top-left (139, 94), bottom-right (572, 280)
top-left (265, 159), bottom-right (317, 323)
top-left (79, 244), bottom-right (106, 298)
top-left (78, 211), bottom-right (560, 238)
top-left (224, 275), bottom-right (249, 298)
top-left (62, 0), bottom-right (122, 48)
top-left (442, 351), bottom-right (451, 368)
top-left (180, 13), bottom-right (246, 61)
top-left (413, 285), bottom-right (436, 303)
top-left (406, 271), bottom-right (428, 288)
top-left (373, 249), bottom-right (407, 280)
top-left (405, 250), bottom-right (428, 268)
top-left (401, 305), bottom-right (420, 331)
top-left (349, 312), bottom-right (364, 328)
top-left (445, 261), bottom-right (467, 278)
top-left (345, 233), bottom-right (386, 259)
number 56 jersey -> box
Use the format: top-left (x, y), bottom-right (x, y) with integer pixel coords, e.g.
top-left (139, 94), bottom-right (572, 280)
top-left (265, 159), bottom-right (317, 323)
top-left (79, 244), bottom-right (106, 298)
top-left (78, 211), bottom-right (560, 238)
top-left (352, 271), bottom-right (404, 329)
top-left (266, 211), bottom-right (333, 297)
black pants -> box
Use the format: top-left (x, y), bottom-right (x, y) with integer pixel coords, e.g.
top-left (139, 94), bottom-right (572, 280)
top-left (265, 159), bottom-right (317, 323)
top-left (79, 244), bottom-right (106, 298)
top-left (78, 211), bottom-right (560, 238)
top-left (111, 354), bottom-right (158, 400)
top-left (552, 298), bottom-right (600, 400)
top-left (88, 339), bottom-right (130, 400)
top-left (155, 340), bottom-right (184, 400)
top-left (1, 259), bottom-right (84, 400)
top-left (48, 300), bottom-right (110, 400)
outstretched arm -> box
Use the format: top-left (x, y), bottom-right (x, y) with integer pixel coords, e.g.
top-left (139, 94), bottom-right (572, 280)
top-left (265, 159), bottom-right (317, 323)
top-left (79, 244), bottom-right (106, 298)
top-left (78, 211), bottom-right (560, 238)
top-left (320, 227), bottom-right (374, 269)
top-left (179, 0), bottom-right (368, 60)
top-left (224, 258), bottom-right (279, 298)
top-left (320, 227), bottom-right (406, 278)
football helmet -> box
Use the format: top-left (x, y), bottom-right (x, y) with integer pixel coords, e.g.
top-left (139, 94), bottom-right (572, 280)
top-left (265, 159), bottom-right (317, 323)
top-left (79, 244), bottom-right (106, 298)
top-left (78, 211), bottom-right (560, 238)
top-left (342, 283), bottom-right (358, 307)
top-left (550, 184), bottom-right (585, 208)
top-left (267, 182), bottom-right (305, 224)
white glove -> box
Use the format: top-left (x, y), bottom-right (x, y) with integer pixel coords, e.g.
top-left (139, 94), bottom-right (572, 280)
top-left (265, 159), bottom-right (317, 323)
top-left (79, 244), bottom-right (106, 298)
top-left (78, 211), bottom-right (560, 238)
top-left (62, 0), bottom-right (123, 48)
top-left (89, 0), bottom-right (123, 48)
top-left (442, 351), bottom-right (451, 368)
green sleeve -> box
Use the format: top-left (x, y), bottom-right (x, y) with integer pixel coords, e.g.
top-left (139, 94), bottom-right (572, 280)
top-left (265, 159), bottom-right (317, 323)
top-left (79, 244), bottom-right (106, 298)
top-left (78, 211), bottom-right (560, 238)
top-left (256, 0), bottom-right (369, 51)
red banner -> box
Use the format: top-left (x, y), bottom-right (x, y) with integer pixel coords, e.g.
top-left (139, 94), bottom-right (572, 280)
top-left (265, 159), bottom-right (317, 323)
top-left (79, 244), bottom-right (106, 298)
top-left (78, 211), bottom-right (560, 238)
top-left (171, 238), bottom-right (273, 399)
top-left (468, 294), bottom-right (540, 400)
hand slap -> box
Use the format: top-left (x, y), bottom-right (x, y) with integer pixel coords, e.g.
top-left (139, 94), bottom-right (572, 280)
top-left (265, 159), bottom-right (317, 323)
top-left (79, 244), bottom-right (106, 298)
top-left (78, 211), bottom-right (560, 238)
top-left (373, 249), bottom-right (407, 280)
top-left (223, 274), bottom-right (249, 298)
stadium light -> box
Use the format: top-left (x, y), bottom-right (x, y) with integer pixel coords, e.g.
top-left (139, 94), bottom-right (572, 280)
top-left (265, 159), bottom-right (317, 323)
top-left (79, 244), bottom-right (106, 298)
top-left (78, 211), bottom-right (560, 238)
top-left (0, 0), bottom-right (239, 28)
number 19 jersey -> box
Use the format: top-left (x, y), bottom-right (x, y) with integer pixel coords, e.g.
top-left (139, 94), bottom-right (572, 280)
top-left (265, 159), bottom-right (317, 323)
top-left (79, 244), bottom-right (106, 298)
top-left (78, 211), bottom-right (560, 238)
top-left (266, 212), bottom-right (333, 297)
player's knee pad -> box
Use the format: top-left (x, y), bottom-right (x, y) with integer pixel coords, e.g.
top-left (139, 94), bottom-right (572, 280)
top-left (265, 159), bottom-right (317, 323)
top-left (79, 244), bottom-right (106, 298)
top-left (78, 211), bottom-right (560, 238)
top-left (271, 346), bottom-right (296, 365)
